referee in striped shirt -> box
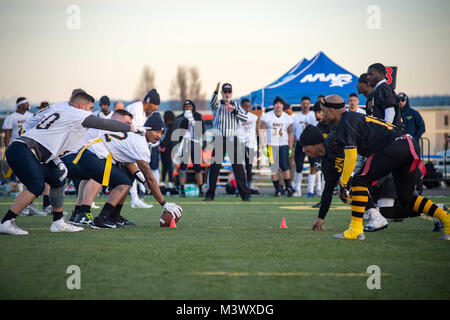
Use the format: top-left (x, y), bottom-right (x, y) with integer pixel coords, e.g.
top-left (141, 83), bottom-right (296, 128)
top-left (204, 82), bottom-right (251, 201)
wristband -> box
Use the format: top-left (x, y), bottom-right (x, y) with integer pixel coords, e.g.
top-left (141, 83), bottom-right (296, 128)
top-left (160, 200), bottom-right (167, 207)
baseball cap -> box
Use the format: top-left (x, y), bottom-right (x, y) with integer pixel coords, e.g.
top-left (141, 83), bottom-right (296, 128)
top-left (222, 83), bottom-right (232, 93)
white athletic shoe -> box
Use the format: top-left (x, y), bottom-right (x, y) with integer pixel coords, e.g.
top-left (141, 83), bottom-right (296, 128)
top-left (50, 218), bottom-right (84, 232)
top-left (0, 219), bottom-right (29, 235)
top-left (293, 186), bottom-right (302, 197)
top-left (131, 199), bottom-right (153, 209)
top-left (19, 207), bottom-right (30, 216)
top-left (27, 205), bottom-right (47, 216)
top-left (333, 233), bottom-right (365, 240)
top-left (439, 233), bottom-right (450, 240)
top-left (91, 202), bottom-right (100, 209)
top-left (364, 208), bottom-right (388, 232)
top-left (43, 205), bottom-right (53, 216)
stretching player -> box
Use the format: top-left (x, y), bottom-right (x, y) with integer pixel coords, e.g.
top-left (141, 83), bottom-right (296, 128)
top-left (260, 96), bottom-right (294, 196)
top-left (319, 94), bottom-right (449, 240)
top-left (73, 111), bottom-right (182, 229)
top-left (0, 91), bottom-right (145, 235)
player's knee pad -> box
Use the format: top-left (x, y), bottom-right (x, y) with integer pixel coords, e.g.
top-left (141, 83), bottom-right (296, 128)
top-left (49, 185), bottom-right (65, 208)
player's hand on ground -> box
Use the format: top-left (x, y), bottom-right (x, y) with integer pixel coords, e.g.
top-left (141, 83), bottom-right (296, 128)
top-left (339, 185), bottom-right (349, 204)
top-left (312, 218), bottom-right (325, 231)
top-left (163, 202), bottom-right (182, 219)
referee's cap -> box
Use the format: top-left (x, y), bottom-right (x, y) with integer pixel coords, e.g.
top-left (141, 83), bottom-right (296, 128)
top-left (222, 83), bottom-right (232, 93)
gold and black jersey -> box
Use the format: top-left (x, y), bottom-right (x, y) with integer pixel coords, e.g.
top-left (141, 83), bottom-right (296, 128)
top-left (335, 111), bottom-right (402, 157)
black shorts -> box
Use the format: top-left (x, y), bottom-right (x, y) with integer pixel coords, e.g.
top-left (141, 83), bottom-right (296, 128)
top-left (6, 141), bottom-right (65, 197)
top-left (180, 141), bottom-right (202, 173)
top-left (62, 153), bottom-right (90, 181)
top-left (269, 145), bottom-right (290, 173)
top-left (352, 137), bottom-right (418, 206)
top-left (76, 150), bottom-right (133, 188)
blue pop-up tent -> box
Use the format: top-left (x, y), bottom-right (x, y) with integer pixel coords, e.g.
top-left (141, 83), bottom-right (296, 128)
top-left (244, 51), bottom-right (366, 108)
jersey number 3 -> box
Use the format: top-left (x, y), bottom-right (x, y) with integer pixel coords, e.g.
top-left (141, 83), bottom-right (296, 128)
top-left (36, 113), bottom-right (60, 130)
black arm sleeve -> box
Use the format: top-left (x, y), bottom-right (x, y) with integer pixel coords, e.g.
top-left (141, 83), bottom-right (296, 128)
top-left (318, 175), bottom-right (339, 219)
top-left (81, 115), bottom-right (131, 132)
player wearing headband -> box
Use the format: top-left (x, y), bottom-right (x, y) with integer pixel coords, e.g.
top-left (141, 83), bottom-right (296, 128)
top-left (320, 94), bottom-right (449, 240)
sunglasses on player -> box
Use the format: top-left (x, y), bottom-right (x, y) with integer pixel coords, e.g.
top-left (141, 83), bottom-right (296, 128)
top-left (222, 90), bottom-right (232, 94)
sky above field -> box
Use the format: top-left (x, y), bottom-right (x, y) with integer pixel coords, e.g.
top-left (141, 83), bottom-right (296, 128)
top-left (0, 0), bottom-right (449, 106)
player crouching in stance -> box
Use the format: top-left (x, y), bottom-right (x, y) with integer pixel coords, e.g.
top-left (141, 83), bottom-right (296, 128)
top-left (73, 111), bottom-right (182, 229)
top-left (0, 92), bottom-right (145, 235)
top-left (317, 94), bottom-right (449, 240)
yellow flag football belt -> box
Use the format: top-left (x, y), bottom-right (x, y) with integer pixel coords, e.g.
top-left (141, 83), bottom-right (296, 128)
top-left (72, 138), bottom-right (113, 186)
top-left (1, 147), bottom-right (12, 179)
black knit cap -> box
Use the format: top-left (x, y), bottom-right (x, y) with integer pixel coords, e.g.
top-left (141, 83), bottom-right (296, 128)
top-left (144, 89), bottom-right (160, 105)
top-left (299, 125), bottom-right (325, 146)
top-left (144, 111), bottom-right (165, 131)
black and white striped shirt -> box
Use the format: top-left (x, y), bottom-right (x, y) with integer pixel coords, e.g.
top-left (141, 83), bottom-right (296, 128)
top-left (210, 91), bottom-right (248, 137)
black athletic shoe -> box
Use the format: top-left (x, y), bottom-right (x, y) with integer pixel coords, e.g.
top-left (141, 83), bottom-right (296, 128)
top-left (90, 216), bottom-right (117, 229)
top-left (203, 196), bottom-right (214, 201)
top-left (285, 187), bottom-right (294, 197)
top-left (274, 187), bottom-right (284, 197)
top-left (312, 202), bottom-right (321, 208)
top-left (242, 197), bottom-right (251, 201)
top-left (69, 210), bottom-right (78, 223)
top-left (73, 212), bottom-right (93, 226)
top-left (198, 191), bottom-right (205, 197)
top-left (118, 216), bottom-right (136, 226)
top-left (179, 192), bottom-right (186, 198)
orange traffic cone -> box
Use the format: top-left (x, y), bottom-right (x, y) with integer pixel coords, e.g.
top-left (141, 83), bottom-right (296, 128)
top-left (280, 217), bottom-right (287, 229)
top-left (169, 217), bottom-right (177, 228)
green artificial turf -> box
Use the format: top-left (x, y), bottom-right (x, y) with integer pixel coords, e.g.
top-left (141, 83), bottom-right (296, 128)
top-left (0, 195), bottom-right (449, 300)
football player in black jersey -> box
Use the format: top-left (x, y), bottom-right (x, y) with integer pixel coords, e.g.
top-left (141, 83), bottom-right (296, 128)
top-left (320, 94), bottom-right (449, 240)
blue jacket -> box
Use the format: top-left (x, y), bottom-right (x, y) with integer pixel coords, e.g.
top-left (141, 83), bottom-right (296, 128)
top-left (401, 105), bottom-right (425, 142)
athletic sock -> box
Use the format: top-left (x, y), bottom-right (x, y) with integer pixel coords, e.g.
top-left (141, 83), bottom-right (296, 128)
top-left (52, 211), bottom-right (64, 221)
top-left (198, 184), bottom-right (203, 193)
top-left (80, 205), bottom-right (91, 214)
top-left (273, 180), bottom-right (280, 191)
top-left (111, 204), bottom-right (123, 218)
top-left (284, 179), bottom-right (291, 190)
top-left (343, 186), bottom-right (368, 238)
top-left (73, 205), bottom-right (81, 214)
top-left (308, 174), bottom-right (316, 194)
top-left (99, 203), bottom-right (115, 219)
top-left (1, 210), bottom-right (17, 223)
top-left (412, 195), bottom-right (450, 233)
top-left (180, 185), bottom-right (185, 195)
top-left (43, 195), bottom-right (50, 208)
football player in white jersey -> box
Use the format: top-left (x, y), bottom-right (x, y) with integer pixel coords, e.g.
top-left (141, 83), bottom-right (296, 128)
top-left (347, 93), bottom-right (366, 115)
top-left (238, 98), bottom-right (258, 190)
top-left (0, 91), bottom-right (146, 235)
top-left (126, 89), bottom-right (160, 209)
top-left (94, 95), bottom-right (113, 119)
top-left (74, 111), bottom-right (182, 229)
top-left (260, 97), bottom-right (294, 196)
top-left (2, 97), bottom-right (33, 146)
top-left (292, 97), bottom-right (318, 197)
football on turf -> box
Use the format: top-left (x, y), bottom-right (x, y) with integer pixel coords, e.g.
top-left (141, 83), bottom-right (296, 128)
top-left (160, 210), bottom-right (180, 227)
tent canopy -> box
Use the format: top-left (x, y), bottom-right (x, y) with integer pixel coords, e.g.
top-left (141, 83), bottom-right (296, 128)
top-left (243, 51), bottom-right (366, 108)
